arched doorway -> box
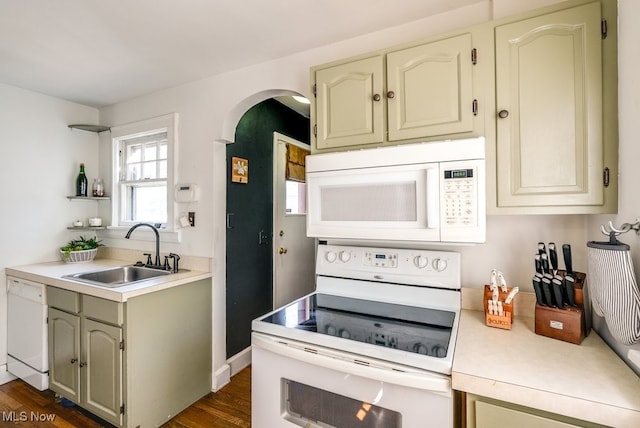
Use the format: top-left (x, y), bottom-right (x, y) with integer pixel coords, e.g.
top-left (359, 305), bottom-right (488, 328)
top-left (225, 93), bottom-right (313, 365)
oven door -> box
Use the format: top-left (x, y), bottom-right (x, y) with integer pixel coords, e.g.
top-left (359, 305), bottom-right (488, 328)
top-left (252, 332), bottom-right (453, 428)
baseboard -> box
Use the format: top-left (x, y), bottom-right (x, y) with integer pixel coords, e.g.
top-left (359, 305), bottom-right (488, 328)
top-left (0, 364), bottom-right (17, 385)
top-left (227, 347), bottom-right (251, 376)
top-left (213, 363), bottom-right (231, 392)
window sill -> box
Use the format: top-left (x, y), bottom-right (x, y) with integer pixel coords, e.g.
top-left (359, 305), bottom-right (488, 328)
top-left (101, 226), bottom-right (182, 243)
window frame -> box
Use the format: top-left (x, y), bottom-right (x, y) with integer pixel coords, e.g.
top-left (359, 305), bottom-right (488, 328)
top-left (110, 113), bottom-right (178, 231)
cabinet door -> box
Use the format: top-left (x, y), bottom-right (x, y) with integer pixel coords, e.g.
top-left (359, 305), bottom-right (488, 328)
top-left (495, 2), bottom-right (603, 207)
top-left (48, 308), bottom-right (80, 403)
top-left (387, 33), bottom-right (473, 141)
top-left (81, 318), bottom-right (123, 426)
top-left (315, 55), bottom-right (384, 149)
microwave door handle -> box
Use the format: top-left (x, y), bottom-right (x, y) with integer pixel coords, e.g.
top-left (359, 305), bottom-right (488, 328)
top-left (426, 167), bottom-right (439, 229)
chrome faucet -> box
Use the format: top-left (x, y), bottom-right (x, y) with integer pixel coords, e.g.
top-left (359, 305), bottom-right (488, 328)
top-left (125, 223), bottom-right (161, 267)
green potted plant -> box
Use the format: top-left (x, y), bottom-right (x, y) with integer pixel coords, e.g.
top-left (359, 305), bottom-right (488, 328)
top-left (60, 236), bottom-right (104, 263)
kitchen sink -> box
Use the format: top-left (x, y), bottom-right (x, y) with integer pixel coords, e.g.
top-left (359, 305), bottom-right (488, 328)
top-left (63, 265), bottom-right (171, 288)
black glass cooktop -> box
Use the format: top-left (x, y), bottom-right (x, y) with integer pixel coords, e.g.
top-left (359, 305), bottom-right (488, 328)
top-left (262, 293), bottom-right (455, 358)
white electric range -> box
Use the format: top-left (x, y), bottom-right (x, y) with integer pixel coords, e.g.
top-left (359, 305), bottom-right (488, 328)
top-left (252, 243), bottom-right (461, 428)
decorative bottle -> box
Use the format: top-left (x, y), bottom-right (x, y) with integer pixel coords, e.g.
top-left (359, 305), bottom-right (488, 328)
top-left (76, 163), bottom-right (88, 197)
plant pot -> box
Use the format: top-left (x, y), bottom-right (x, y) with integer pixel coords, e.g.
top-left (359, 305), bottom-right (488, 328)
top-left (60, 248), bottom-right (98, 263)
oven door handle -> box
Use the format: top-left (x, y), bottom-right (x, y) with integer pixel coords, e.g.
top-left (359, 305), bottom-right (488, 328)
top-left (252, 333), bottom-right (451, 397)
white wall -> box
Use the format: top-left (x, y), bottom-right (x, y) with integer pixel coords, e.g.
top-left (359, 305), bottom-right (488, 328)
top-left (0, 83), bottom-right (99, 368)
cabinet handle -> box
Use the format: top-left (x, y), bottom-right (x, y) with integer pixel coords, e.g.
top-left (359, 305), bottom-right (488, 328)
top-left (387, 91), bottom-right (395, 99)
top-left (79, 362), bottom-right (86, 368)
top-left (373, 94), bottom-right (381, 102)
top-left (498, 109), bottom-right (509, 119)
top-left (70, 358), bottom-right (77, 364)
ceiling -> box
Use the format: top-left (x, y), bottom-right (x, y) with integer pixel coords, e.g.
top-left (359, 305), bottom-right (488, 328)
top-left (0, 0), bottom-right (480, 109)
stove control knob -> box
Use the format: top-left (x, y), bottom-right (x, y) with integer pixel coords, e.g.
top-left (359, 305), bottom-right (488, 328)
top-left (325, 251), bottom-right (337, 263)
top-left (339, 329), bottom-right (351, 339)
top-left (413, 255), bottom-right (428, 269)
top-left (432, 258), bottom-right (448, 272)
top-left (339, 251), bottom-right (351, 263)
top-left (326, 325), bottom-right (337, 336)
top-left (413, 343), bottom-right (429, 355)
top-left (431, 345), bottom-right (447, 358)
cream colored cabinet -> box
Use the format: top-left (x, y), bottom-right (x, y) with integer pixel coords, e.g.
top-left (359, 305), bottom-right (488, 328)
top-left (315, 55), bottom-right (384, 149)
top-left (47, 278), bottom-right (212, 428)
top-left (48, 288), bottom-right (123, 426)
top-left (493, 0), bottom-right (617, 213)
top-left (313, 33), bottom-right (477, 151)
top-left (466, 394), bottom-right (608, 428)
top-left (49, 307), bottom-right (81, 403)
top-left (386, 33), bottom-right (473, 141)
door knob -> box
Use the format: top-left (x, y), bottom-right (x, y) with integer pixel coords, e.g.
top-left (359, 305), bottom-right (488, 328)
top-left (498, 109), bottom-right (509, 119)
top-left (279, 247), bottom-right (288, 254)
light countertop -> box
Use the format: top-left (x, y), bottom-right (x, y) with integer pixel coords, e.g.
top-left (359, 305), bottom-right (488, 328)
top-left (453, 309), bottom-right (640, 427)
top-left (6, 253), bottom-right (212, 302)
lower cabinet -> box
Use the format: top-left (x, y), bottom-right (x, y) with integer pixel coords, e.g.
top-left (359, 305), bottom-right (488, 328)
top-left (47, 279), bottom-right (212, 428)
top-left (465, 393), bottom-right (608, 428)
top-left (48, 289), bottom-right (123, 426)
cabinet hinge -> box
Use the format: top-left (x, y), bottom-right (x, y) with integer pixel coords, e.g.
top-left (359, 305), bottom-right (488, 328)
top-left (120, 340), bottom-right (125, 351)
top-left (472, 99), bottom-right (478, 116)
top-left (471, 48), bottom-right (477, 65)
top-left (601, 18), bottom-right (607, 39)
top-left (120, 403), bottom-right (125, 414)
top-left (313, 84), bottom-right (317, 98)
top-left (603, 167), bottom-right (610, 187)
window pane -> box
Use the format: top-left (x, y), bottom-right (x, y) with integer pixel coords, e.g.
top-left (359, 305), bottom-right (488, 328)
top-left (286, 181), bottom-right (307, 214)
top-left (158, 160), bottom-right (167, 179)
top-left (159, 143), bottom-right (168, 159)
top-left (144, 144), bottom-right (157, 161)
top-left (125, 184), bottom-right (167, 223)
top-left (142, 161), bottom-right (157, 179)
top-left (127, 164), bottom-right (140, 181)
top-left (127, 145), bottom-right (142, 163)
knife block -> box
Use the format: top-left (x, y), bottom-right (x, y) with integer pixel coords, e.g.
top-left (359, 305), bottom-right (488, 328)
top-left (483, 285), bottom-right (514, 330)
top-left (534, 271), bottom-right (587, 344)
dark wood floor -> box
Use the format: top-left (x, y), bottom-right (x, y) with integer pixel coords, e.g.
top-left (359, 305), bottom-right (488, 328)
top-left (0, 367), bottom-right (251, 427)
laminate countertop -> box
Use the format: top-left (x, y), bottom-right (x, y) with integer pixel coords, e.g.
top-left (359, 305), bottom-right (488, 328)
top-left (6, 256), bottom-right (211, 303)
top-left (452, 309), bottom-right (640, 428)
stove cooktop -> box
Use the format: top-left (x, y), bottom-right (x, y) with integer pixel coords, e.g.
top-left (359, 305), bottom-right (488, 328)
top-left (261, 293), bottom-right (455, 359)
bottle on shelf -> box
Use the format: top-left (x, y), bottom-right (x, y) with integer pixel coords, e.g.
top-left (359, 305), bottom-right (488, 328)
top-left (76, 163), bottom-right (88, 197)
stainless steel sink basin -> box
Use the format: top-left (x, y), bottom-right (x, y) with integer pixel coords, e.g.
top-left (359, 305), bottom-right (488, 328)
top-left (63, 265), bottom-right (171, 288)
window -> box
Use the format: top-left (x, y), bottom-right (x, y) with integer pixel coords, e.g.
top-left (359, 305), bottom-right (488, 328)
top-left (111, 114), bottom-right (176, 229)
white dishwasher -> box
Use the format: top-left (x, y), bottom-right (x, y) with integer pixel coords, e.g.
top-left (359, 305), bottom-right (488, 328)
top-left (7, 276), bottom-right (48, 390)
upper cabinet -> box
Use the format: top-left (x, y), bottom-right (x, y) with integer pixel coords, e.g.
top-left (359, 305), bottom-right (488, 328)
top-left (386, 34), bottom-right (474, 142)
top-left (493, 0), bottom-right (617, 213)
top-left (315, 55), bottom-right (384, 149)
top-left (313, 33), bottom-right (480, 152)
top-left (309, 0), bottom-right (617, 215)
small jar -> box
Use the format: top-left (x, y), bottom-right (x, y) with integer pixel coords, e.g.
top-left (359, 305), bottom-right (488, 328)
top-left (92, 178), bottom-right (104, 197)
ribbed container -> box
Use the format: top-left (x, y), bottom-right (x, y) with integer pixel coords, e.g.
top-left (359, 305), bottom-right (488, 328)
top-left (60, 248), bottom-right (97, 263)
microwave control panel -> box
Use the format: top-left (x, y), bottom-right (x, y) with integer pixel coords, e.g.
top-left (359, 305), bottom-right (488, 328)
top-left (442, 167), bottom-right (477, 228)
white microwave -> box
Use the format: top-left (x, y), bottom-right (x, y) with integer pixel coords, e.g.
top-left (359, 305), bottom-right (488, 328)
top-left (306, 137), bottom-right (486, 244)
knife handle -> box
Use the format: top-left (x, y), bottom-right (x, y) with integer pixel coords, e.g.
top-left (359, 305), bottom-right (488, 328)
top-left (562, 244), bottom-right (573, 276)
top-left (565, 276), bottom-right (577, 307)
top-left (549, 243), bottom-right (558, 272)
top-left (532, 276), bottom-right (546, 306)
top-left (535, 254), bottom-right (543, 275)
top-left (538, 242), bottom-right (546, 256)
top-left (541, 277), bottom-right (555, 307)
top-left (552, 279), bottom-right (565, 308)
top-left (541, 253), bottom-right (550, 274)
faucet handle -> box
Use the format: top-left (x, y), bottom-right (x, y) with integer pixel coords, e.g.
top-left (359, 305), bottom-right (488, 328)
top-left (169, 253), bottom-right (180, 273)
top-left (164, 256), bottom-right (171, 270)
top-left (144, 253), bottom-right (152, 265)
